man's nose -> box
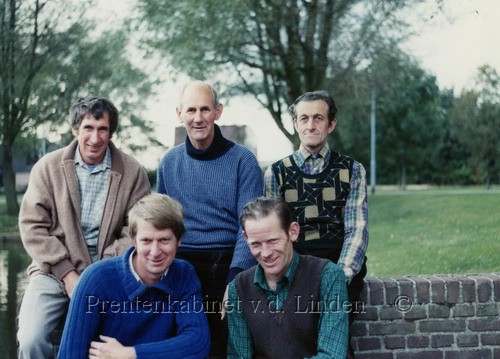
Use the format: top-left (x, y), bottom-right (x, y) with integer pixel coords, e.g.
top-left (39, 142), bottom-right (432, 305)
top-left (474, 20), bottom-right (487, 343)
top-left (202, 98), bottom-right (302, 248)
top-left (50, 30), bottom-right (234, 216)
top-left (150, 241), bottom-right (161, 255)
top-left (261, 243), bottom-right (272, 258)
top-left (89, 130), bottom-right (99, 143)
top-left (305, 118), bottom-right (315, 129)
top-left (193, 110), bottom-right (202, 122)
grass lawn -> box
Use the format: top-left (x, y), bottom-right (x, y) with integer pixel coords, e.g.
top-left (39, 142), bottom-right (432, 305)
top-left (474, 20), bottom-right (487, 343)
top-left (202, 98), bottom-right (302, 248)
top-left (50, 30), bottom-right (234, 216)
top-left (1, 188), bottom-right (499, 277)
top-left (367, 186), bottom-right (500, 278)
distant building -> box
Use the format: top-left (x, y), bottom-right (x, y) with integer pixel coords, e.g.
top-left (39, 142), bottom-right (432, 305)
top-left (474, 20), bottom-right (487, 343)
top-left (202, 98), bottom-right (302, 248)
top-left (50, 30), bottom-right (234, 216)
top-left (174, 125), bottom-right (257, 156)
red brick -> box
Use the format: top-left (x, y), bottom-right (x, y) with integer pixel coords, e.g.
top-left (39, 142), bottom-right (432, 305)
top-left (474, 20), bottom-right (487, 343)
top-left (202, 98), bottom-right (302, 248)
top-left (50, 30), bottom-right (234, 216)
top-left (411, 276), bottom-right (430, 304)
top-left (357, 353), bottom-right (394, 359)
top-left (428, 304), bottom-right (450, 318)
top-left (445, 276), bottom-right (460, 304)
top-left (444, 349), bottom-right (492, 359)
top-left (481, 333), bottom-right (500, 346)
top-left (358, 337), bottom-right (382, 351)
top-left (431, 334), bottom-right (454, 348)
top-left (398, 351), bottom-right (444, 359)
top-left (456, 275), bottom-right (476, 302)
top-left (469, 318), bottom-right (500, 331)
top-left (380, 306), bottom-right (403, 320)
top-left (407, 335), bottom-right (430, 348)
top-left (404, 305), bottom-right (427, 320)
top-left (452, 303), bottom-right (475, 317)
top-left (420, 319), bottom-right (466, 333)
top-left (429, 275), bottom-right (446, 304)
top-left (368, 278), bottom-right (385, 305)
top-left (473, 276), bottom-right (493, 302)
top-left (477, 303), bottom-right (498, 317)
top-left (384, 336), bottom-right (405, 349)
top-left (457, 334), bottom-right (479, 347)
top-left (383, 278), bottom-right (399, 304)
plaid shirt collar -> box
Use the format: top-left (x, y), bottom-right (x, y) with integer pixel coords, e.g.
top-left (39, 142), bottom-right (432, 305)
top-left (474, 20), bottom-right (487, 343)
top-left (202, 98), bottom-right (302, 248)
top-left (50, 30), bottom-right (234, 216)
top-left (74, 145), bottom-right (112, 172)
top-left (295, 143), bottom-right (331, 168)
top-left (253, 251), bottom-right (300, 292)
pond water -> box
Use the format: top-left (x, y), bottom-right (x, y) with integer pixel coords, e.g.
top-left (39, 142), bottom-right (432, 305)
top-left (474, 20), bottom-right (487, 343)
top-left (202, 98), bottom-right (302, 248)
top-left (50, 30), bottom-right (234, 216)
top-left (0, 239), bottom-right (30, 359)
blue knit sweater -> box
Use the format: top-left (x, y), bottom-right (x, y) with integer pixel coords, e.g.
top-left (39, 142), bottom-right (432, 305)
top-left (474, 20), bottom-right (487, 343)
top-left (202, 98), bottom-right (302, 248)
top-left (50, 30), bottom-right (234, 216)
top-left (58, 246), bottom-right (210, 359)
top-left (157, 142), bottom-right (263, 271)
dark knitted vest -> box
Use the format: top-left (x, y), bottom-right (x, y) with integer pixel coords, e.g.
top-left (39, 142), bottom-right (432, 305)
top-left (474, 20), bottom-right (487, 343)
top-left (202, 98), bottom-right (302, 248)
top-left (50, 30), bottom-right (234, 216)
top-left (271, 151), bottom-right (353, 250)
top-left (235, 255), bottom-right (329, 359)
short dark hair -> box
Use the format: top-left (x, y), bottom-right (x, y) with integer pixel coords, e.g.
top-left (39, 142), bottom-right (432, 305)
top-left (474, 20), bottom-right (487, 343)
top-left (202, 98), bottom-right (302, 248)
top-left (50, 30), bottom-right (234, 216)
top-left (240, 196), bottom-right (295, 234)
top-left (288, 90), bottom-right (338, 124)
top-left (129, 194), bottom-right (185, 241)
top-left (69, 96), bottom-right (119, 136)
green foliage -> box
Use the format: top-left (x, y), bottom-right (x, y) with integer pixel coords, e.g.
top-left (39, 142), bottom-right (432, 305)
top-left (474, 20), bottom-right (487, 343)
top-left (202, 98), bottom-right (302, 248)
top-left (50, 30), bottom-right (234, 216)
top-left (368, 187), bottom-right (500, 277)
top-left (448, 66), bottom-right (500, 185)
top-left (330, 46), bottom-right (444, 187)
top-left (135, 0), bottom-right (417, 148)
top-left (0, 0), bottom-right (156, 214)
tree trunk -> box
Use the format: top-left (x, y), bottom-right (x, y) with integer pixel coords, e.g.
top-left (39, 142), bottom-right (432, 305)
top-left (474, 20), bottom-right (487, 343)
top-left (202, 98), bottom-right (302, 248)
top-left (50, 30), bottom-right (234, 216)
top-left (398, 164), bottom-right (407, 191)
top-left (2, 142), bottom-right (20, 215)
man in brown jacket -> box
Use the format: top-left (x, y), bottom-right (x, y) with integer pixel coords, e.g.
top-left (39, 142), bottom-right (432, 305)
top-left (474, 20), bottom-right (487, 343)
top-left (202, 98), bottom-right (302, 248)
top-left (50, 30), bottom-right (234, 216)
top-left (17, 96), bottom-right (151, 359)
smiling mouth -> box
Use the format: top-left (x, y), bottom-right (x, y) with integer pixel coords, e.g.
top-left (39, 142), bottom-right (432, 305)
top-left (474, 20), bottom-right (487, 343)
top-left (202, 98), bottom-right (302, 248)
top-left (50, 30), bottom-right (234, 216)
top-left (262, 257), bottom-right (278, 266)
top-left (149, 258), bottom-right (166, 265)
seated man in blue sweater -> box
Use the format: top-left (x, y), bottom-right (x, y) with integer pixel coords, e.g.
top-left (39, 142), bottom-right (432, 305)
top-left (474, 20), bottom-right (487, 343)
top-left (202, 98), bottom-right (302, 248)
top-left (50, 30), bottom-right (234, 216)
top-left (58, 194), bottom-right (210, 359)
top-left (157, 80), bottom-right (263, 357)
top-left (227, 197), bottom-right (349, 358)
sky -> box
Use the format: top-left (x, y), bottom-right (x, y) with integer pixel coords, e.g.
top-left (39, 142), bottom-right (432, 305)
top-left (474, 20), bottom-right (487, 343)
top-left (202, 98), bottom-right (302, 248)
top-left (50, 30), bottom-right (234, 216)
top-left (95, 0), bottom-right (500, 168)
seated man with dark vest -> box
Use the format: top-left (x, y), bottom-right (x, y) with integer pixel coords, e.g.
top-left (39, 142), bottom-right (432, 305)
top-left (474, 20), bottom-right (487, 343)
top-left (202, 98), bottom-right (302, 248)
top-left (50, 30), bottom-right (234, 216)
top-left (227, 197), bottom-right (348, 358)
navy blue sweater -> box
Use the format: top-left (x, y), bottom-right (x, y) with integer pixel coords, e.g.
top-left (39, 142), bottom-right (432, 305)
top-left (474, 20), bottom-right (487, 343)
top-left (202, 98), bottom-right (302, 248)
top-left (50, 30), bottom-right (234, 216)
top-left (157, 140), bottom-right (263, 272)
top-left (58, 247), bottom-right (210, 359)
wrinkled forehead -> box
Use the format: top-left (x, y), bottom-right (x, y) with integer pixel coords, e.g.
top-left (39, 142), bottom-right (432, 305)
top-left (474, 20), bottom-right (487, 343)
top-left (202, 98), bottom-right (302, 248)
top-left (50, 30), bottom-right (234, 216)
top-left (295, 99), bottom-right (329, 117)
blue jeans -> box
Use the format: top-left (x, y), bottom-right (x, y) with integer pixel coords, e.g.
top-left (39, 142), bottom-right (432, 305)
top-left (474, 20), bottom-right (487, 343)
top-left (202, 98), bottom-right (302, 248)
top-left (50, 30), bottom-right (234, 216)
top-left (17, 274), bottom-right (68, 359)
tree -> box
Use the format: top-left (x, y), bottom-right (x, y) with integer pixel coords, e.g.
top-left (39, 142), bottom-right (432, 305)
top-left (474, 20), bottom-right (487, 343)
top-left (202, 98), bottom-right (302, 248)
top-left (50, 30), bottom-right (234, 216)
top-left (449, 65), bottom-right (500, 186)
top-left (324, 46), bottom-right (444, 188)
top-left (135, 0), bottom-right (418, 149)
top-left (0, 0), bottom-right (155, 215)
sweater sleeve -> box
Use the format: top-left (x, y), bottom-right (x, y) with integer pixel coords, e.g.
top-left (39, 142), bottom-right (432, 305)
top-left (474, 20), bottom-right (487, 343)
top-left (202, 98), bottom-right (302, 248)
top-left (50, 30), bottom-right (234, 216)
top-left (229, 150), bottom-right (263, 274)
top-left (58, 264), bottom-right (104, 359)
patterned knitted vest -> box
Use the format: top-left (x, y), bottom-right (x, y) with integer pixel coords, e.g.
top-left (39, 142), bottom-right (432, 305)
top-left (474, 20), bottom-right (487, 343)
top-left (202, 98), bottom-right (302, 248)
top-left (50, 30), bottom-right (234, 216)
top-left (271, 150), bottom-right (353, 250)
top-left (235, 255), bottom-right (329, 359)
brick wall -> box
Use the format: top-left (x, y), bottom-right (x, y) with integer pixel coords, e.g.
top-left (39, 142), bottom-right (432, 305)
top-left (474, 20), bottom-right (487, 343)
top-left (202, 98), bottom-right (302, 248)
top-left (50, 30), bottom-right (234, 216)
top-left (352, 273), bottom-right (500, 358)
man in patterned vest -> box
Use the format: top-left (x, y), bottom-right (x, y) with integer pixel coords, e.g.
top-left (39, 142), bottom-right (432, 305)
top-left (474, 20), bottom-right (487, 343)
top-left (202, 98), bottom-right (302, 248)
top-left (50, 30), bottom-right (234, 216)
top-left (264, 91), bottom-right (368, 358)
top-left (227, 196), bottom-right (348, 358)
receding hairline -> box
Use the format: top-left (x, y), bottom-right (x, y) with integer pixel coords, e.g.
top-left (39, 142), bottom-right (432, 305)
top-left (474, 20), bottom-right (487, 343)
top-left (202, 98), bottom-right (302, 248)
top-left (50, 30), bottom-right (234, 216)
top-left (177, 81), bottom-right (219, 109)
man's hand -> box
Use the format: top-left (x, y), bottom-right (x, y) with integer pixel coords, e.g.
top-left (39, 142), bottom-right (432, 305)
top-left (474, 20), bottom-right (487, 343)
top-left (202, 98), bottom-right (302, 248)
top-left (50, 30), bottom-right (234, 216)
top-left (220, 285), bottom-right (229, 320)
top-left (89, 335), bottom-right (136, 359)
top-left (62, 270), bottom-right (80, 298)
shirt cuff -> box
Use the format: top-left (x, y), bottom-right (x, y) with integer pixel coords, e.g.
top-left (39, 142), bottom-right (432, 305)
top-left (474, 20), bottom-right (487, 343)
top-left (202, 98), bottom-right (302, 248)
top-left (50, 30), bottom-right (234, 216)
top-left (342, 266), bottom-right (354, 284)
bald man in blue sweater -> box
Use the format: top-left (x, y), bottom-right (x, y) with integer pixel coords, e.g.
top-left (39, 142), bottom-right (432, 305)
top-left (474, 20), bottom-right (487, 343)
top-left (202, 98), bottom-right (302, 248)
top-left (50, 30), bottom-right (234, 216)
top-left (157, 81), bottom-right (263, 358)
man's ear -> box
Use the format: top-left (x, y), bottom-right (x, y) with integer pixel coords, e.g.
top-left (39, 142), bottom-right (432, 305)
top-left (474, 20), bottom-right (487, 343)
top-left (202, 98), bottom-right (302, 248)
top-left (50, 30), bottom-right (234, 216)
top-left (215, 103), bottom-right (223, 121)
top-left (176, 107), bottom-right (183, 123)
top-left (288, 222), bottom-right (300, 242)
top-left (328, 118), bottom-right (337, 134)
top-left (242, 229), bottom-right (248, 240)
